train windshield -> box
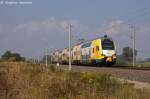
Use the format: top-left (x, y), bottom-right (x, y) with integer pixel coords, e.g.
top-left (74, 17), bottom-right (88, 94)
top-left (102, 39), bottom-right (115, 50)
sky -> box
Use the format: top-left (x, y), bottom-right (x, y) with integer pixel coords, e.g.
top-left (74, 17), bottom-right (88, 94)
top-left (0, 0), bottom-right (150, 60)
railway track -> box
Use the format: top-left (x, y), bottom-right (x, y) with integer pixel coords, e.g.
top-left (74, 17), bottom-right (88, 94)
top-left (111, 66), bottom-right (150, 71)
top-left (59, 65), bottom-right (150, 83)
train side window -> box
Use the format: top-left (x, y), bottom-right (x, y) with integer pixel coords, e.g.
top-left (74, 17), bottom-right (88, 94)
top-left (93, 48), bottom-right (94, 53)
top-left (96, 46), bottom-right (99, 51)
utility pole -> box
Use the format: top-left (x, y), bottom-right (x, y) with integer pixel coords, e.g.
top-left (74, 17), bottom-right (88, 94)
top-left (133, 25), bottom-right (136, 67)
top-left (50, 51), bottom-right (53, 64)
top-left (45, 48), bottom-right (48, 67)
top-left (50, 53), bottom-right (52, 64)
top-left (131, 25), bottom-right (136, 67)
top-left (68, 24), bottom-right (72, 70)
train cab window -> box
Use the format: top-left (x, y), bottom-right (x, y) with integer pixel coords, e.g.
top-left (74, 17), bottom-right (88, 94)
top-left (96, 46), bottom-right (99, 51)
top-left (102, 39), bottom-right (115, 50)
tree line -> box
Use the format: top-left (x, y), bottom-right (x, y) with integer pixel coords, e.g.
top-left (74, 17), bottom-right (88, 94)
top-left (0, 51), bottom-right (25, 62)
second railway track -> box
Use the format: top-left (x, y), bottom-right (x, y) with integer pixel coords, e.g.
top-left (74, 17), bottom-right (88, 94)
top-left (110, 66), bottom-right (150, 71)
top-left (59, 65), bottom-right (150, 83)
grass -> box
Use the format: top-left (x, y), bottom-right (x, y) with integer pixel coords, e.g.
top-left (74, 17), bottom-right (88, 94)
top-left (0, 62), bottom-right (150, 99)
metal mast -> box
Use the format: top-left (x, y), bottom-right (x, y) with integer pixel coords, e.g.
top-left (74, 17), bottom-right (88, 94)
top-left (68, 24), bottom-right (72, 70)
top-left (131, 25), bottom-right (136, 67)
top-left (133, 25), bottom-right (136, 67)
top-left (45, 48), bottom-right (48, 67)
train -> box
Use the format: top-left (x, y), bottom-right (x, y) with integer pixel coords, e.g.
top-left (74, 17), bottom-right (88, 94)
top-left (51, 35), bottom-right (117, 66)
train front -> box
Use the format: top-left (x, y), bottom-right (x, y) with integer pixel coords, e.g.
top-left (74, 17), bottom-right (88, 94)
top-left (101, 35), bottom-right (116, 65)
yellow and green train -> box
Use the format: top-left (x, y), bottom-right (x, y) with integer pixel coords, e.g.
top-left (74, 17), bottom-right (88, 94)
top-left (51, 35), bottom-right (117, 66)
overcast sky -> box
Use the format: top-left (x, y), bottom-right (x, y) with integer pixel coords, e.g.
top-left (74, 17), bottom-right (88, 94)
top-left (0, 0), bottom-right (150, 60)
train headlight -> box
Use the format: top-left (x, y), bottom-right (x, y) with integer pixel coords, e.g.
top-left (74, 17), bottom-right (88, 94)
top-left (106, 57), bottom-right (112, 62)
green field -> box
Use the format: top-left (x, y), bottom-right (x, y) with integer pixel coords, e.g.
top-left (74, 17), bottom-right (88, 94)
top-left (0, 62), bottom-right (150, 99)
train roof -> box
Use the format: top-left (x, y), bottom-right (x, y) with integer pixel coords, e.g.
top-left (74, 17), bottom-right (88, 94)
top-left (80, 35), bottom-right (113, 44)
top-left (52, 35), bottom-right (113, 52)
top-left (67, 35), bottom-right (113, 48)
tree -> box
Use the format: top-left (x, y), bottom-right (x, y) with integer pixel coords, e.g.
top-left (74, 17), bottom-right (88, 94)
top-left (122, 47), bottom-right (137, 62)
top-left (1, 51), bottom-right (11, 60)
top-left (116, 55), bottom-right (127, 66)
top-left (1, 51), bottom-right (25, 62)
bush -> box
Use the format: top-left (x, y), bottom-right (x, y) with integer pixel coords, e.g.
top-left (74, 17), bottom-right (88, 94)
top-left (115, 58), bottom-right (127, 66)
top-left (1, 62), bottom-right (150, 99)
top-left (49, 65), bottom-right (56, 72)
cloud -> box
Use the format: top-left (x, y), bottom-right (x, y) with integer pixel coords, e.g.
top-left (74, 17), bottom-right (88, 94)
top-left (99, 20), bottom-right (130, 36)
top-left (12, 17), bottom-right (81, 48)
top-left (0, 17), bottom-right (81, 57)
top-left (14, 18), bottom-right (57, 35)
top-left (12, 17), bottom-right (81, 44)
top-left (101, 20), bottom-right (150, 37)
top-left (14, 17), bottom-right (80, 34)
